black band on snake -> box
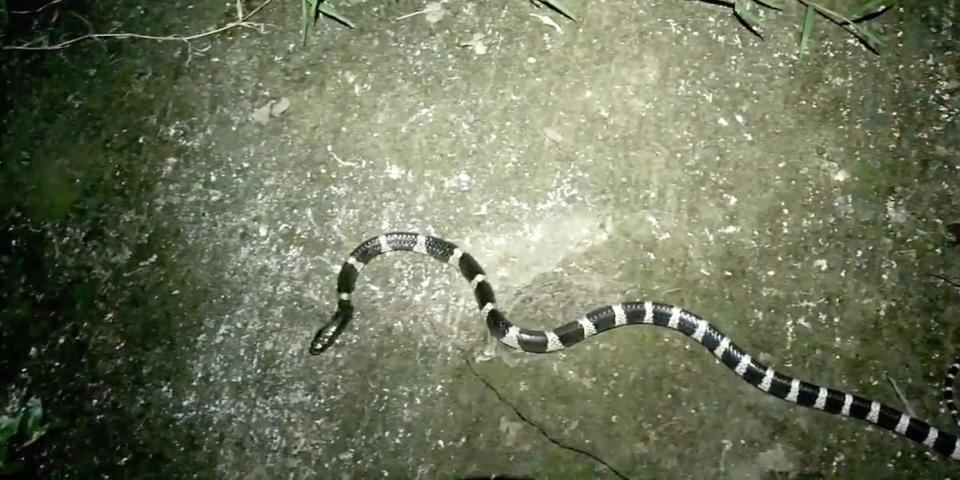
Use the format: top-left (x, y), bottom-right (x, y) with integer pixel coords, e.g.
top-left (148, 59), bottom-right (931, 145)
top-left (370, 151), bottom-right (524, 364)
top-left (310, 232), bottom-right (960, 462)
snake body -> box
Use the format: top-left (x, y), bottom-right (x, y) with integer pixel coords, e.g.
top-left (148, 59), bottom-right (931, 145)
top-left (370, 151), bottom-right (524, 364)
top-left (310, 232), bottom-right (960, 462)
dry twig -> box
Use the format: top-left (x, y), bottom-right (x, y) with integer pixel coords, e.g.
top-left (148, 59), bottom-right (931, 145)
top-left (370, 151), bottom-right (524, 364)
top-left (3, 0), bottom-right (275, 54)
top-left (8, 0), bottom-right (63, 15)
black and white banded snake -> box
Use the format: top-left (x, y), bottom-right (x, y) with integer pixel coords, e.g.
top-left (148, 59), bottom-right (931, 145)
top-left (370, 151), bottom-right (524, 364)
top-left (310, 232), bottom-right (960, 462)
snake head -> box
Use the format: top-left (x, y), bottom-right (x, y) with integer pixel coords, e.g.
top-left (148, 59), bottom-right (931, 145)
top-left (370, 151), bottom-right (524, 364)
top-left (309, 305), bottom-right (353, 355)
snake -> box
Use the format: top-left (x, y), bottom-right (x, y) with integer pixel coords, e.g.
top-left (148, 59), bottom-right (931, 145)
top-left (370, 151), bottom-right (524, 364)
top-left (310, 232), bottom-right (960, 462)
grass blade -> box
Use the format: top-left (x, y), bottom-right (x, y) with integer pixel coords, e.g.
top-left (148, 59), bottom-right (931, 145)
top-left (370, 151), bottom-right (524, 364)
top-left (752, 0), bottom-right (785, 10)
top-left (734, 0), bottom-right (762, 30)
top-left (540, 0), bottom-right (578, 22)
top-left (318, 2), bottom-right (356, 29)
top-left (798, 4), bottom-right (815, 59)
top-left (847, 0), bottom-right (895, 22)
top-left (850, 24), bottom-right (883, 53)
top-left (301, 0), bottom-right (315, 46)
top-left (0, 413), bottom-right (21, 444)
top-left (20, 398), bottom-right (42, 443)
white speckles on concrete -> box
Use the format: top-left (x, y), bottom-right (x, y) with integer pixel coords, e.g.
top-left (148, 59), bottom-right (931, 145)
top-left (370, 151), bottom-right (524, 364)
top-left (8, 0), bottom-right (957, 477)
